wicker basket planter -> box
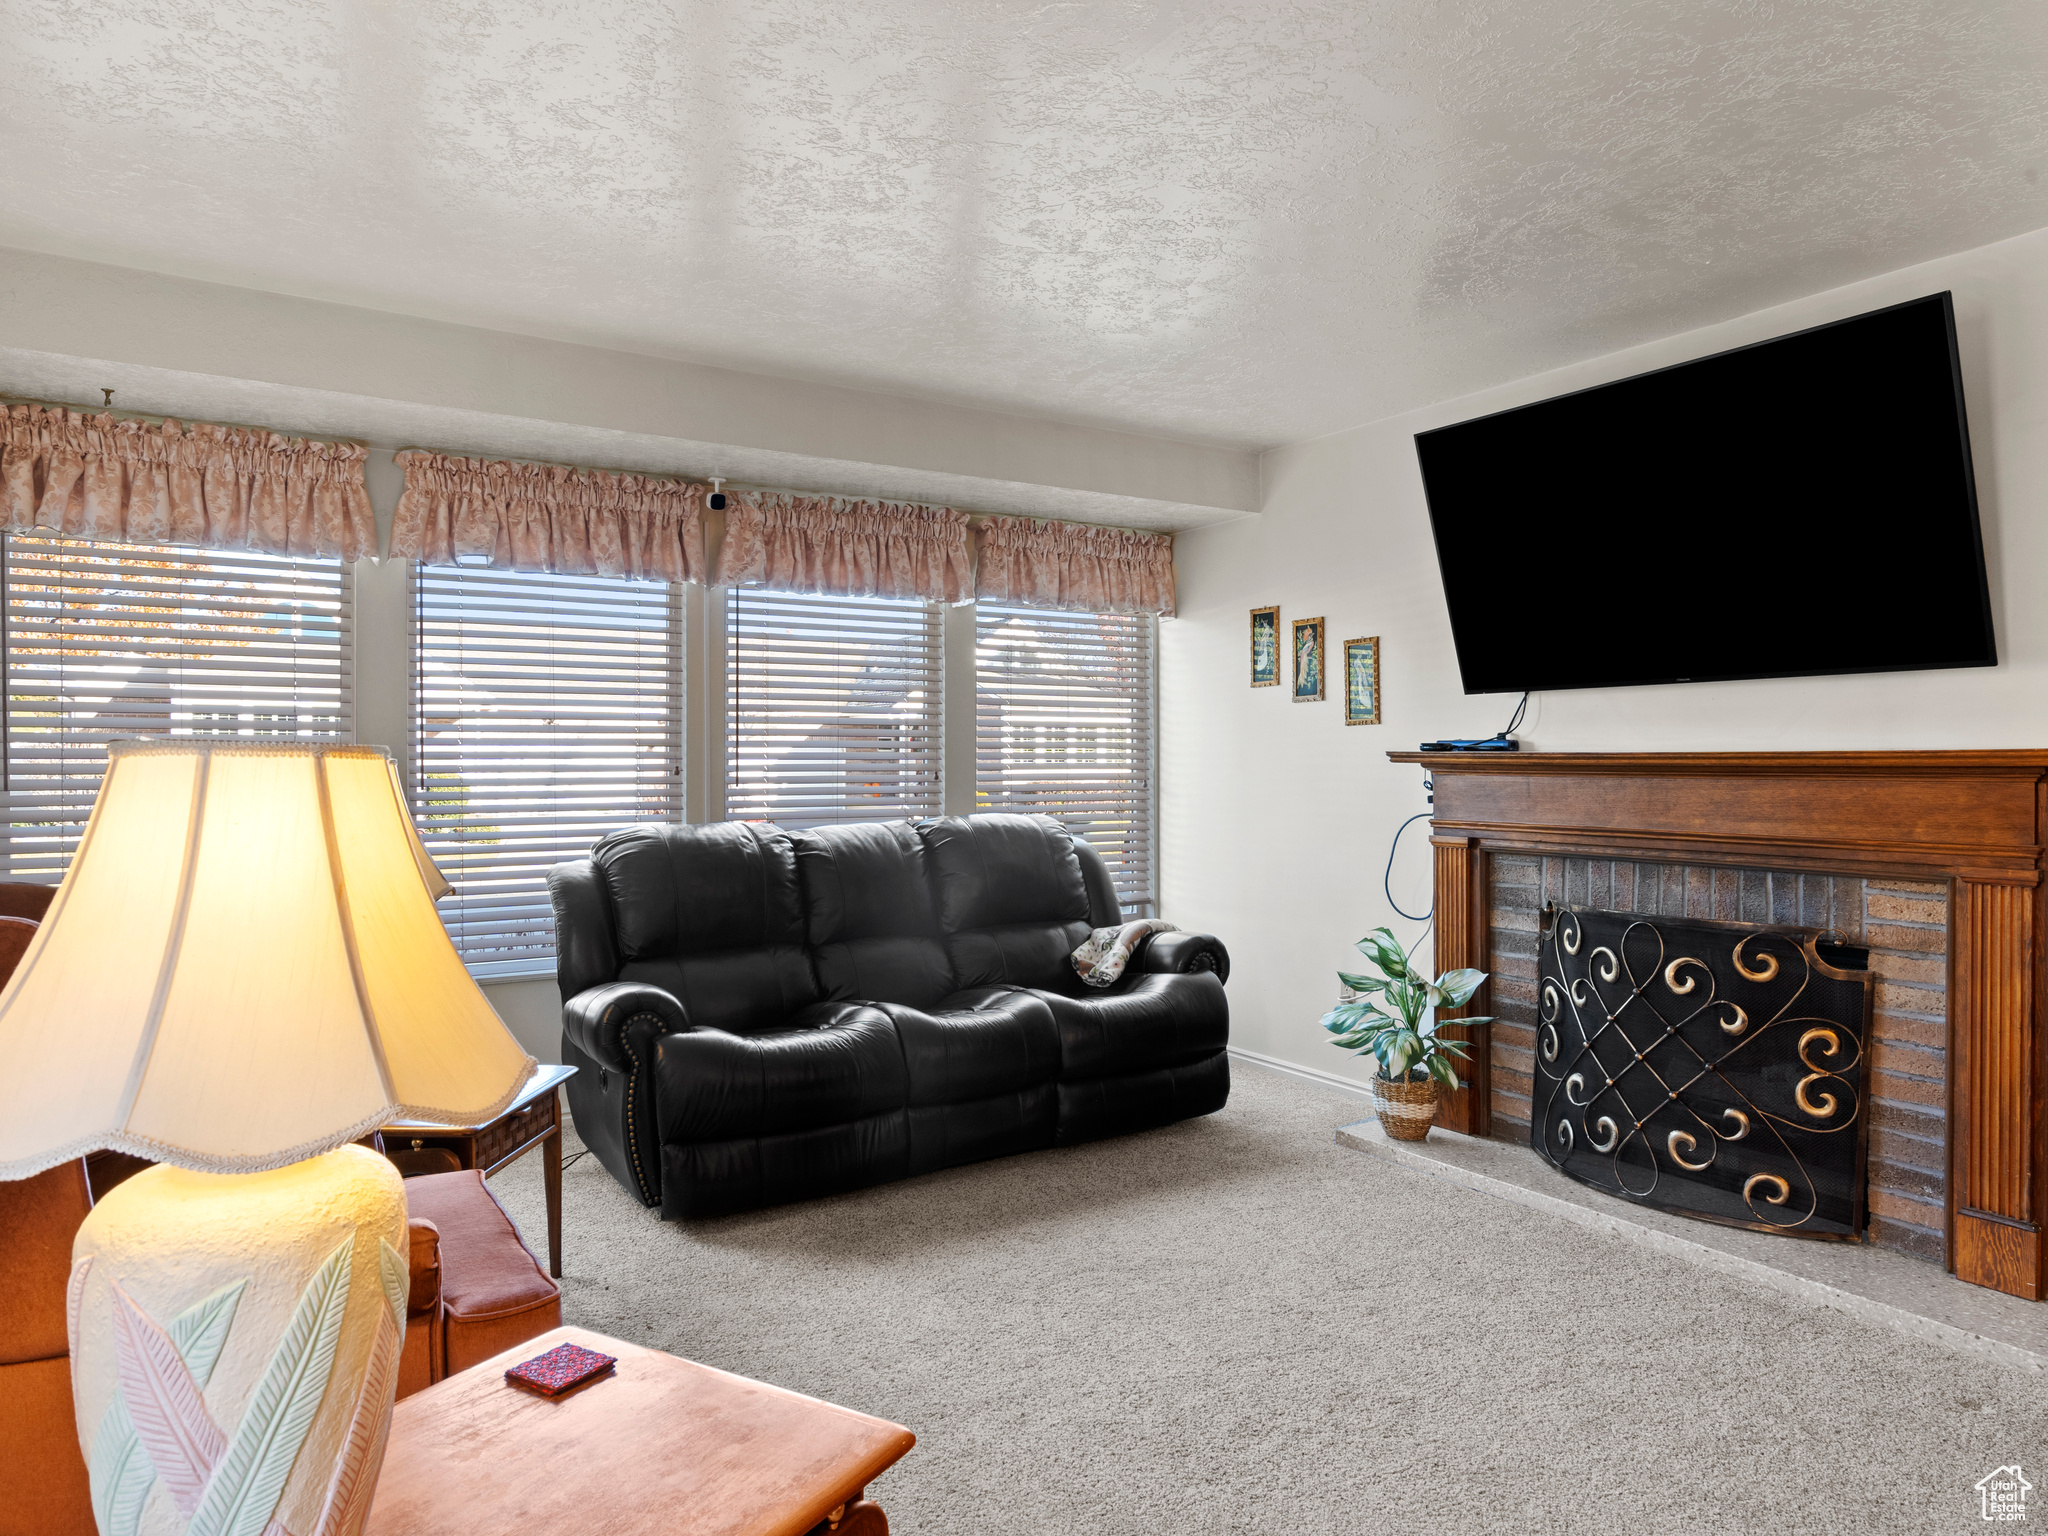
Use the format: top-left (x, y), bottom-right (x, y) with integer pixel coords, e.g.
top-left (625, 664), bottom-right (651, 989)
top-left (1324, 926), bottom-right (1486, 1145)
top-left (1372, 1074), bottom-right (1440, 1141)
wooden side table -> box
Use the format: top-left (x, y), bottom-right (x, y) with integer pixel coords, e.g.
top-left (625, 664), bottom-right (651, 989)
top-left (366, 1326), bottom-right (915, 1536)
top-left (380, 1062), bottom-right (577, 1278)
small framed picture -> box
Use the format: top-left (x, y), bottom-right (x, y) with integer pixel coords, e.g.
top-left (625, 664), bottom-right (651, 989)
top-left (1292, 616), bottom-right (1325, 702)
top-left (1250, 606), bottom-right (1280, 687)
top-left (1344, 636), bottom-right (1381, 726)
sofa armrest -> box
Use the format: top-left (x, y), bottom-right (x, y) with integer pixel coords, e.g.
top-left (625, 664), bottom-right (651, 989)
top-left (405, 1218), bottom-right (441, 1318)
top-left (561, 982), bottom-right (691, 1074)
top-left (1127, 931), bottom-right (1231, 985)
top-left (398, 1216), bottom-right (444, 1398)
top-left (1070, 836), bottom-right (1123, 929)
top-left (548, 858), bottom-right (618, 1003)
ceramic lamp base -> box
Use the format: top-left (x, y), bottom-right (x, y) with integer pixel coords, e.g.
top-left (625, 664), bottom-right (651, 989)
top-left (68, 1144), bottom-right (407, 1536)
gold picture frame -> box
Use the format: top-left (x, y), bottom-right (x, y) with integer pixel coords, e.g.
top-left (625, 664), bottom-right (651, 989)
top-left (1250, 606), bottom-right (1280, 687)
top-left (1292, 616), bottom-right (1325, 702)
top-left (1344, 636), bottom-right (1381, 726)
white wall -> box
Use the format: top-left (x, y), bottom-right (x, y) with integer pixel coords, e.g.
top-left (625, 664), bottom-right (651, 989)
top-left (1160, 222), bottom-right (2048, 1093)
top-left (0, 246), bottom-right (1258, 531)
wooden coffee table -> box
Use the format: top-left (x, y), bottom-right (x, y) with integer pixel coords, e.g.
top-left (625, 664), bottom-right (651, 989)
top-left (366, 1326), bottom-right (915, 1536)
top-left (380, 1062), bottom-right (577, 1278)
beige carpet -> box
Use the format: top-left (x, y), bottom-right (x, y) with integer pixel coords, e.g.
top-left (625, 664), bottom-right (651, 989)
top-left (489, 1063), bottom-right (2038, 1534)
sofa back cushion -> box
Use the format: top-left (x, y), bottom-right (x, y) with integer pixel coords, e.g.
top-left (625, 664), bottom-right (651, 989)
top-left (919, 814), bottom-right (1090, 931)
top-left (919, 814), bottom-right (1093, 992)
top-left (592, 822), bottom-right (820, 1033)
top-left (593, 822), bottom-right (806, 956)
top-left (791, 821), bottom-right (954, 1008)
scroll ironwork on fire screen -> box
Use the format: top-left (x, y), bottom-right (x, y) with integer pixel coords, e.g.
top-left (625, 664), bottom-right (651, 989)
top-left (1533, 905), bottom-right (1873, 1239)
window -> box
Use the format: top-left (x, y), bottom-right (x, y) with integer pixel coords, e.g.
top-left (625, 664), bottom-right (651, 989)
top-left (2, 535), bottom-right (351, 881)
top-left (976, 603), bottom-right (1155, 915)
top-left (412, 566), bottom-right (683, 975)
top-left (725, 588), bottom-right (942, 829)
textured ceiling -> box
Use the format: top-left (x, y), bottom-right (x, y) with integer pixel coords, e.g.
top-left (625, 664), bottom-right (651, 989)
top-left (2, 1), bottom-right (2046, 449)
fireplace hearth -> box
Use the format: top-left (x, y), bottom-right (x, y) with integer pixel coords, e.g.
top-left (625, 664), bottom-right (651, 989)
top-left (1534, 906), bottom-right (1872, 1237)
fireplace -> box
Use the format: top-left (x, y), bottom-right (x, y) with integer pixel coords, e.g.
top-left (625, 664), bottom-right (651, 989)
top-left (1388, 748), bottom-right (2048, 1302)
top-left (1501, 861), bottom-right (1941, 1256)
top-left (1533, 905), bottom-right (1872, 1238)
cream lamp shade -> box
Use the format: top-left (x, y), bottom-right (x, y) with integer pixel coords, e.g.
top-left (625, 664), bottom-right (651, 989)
top-left (0, 739), bottom-right (536, 1178)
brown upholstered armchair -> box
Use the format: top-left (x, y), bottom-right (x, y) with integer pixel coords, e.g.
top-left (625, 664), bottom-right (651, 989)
top-left (0, 881), bottom-right (561, 1534)
top-left (397, 1169), bottom-right (562, 1396)
top-left (0, 1165), bottom-right (561, 1535)
top-left (1, 1160), bottom-right (95, 1536)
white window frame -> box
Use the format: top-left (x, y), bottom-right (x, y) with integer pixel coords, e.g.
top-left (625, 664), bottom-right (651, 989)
top-left (1, 532), bottom-right (353, 880)
top-left (973, 602), bottom-right (1158, 915)
top-left (723, 586), bottom-right (945, 830)
top-left (409, 563), bottom-right (685, 977)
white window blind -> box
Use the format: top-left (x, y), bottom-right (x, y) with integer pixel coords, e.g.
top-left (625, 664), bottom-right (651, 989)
top-left (2, 534), bottom-right (352, 881)
top-left (726, 588), bottom-right (942, 829)
top-left (975, 603), bottom-right (1156, 915)
top-left (413, 565), bottom-right (683, 975)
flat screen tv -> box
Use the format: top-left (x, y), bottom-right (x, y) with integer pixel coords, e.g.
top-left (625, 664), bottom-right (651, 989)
top-left (1414, 292), bottom-right (1994, 695)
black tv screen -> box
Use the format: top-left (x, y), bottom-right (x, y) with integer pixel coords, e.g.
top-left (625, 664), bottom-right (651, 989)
top-left (1414, 293), bottom-right (1994, 695)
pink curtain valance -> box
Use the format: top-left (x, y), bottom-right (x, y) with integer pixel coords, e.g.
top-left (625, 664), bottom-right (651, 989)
top-left (975, 516), bottom-right (1176, 616)
top-left (390, 452), bottom-right (709, 584)
top-left (714, 493), bottom-right (974, 604)
top-left (0, 404), bottom-right (377, 561)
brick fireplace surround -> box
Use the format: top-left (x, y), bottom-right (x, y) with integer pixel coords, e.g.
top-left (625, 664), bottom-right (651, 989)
top-left (1388, 750), bottom-right (2048, 1303)
top-left (1489, 857), bottom-right (1946, 1258)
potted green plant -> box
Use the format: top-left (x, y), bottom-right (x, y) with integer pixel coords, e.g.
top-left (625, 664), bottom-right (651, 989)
top-left (1321, 926), bottom-right (1491, 1141)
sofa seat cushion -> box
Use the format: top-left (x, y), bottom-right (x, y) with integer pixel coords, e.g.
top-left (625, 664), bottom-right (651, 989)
top-left (654, 1003), bottom-right (906, 1143)
top-left (1031, 971), bottom-right (1231, 1080)
top-left (403, 1170), bottom-right (561, 1378)
top-left (945, 920), bottom-right (1093, 993)
top-left (877, 988), bottom-right (1059, 1104)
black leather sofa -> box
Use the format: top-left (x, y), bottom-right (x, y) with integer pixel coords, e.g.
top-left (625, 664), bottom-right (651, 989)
top-left (548, 813), bottom-right (1230, 1217)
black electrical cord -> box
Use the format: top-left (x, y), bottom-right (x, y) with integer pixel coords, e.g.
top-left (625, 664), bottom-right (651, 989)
top-left (1385, 809), bottom-right (1435, 922)
top-left (1383, 702), bottom-right (1522, 924)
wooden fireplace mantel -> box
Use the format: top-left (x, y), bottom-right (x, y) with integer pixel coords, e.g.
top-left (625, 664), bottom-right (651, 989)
top-left (1386, 748), bottom-right (2048, 1301)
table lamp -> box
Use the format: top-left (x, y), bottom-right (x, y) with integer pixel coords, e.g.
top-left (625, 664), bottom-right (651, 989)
top-left (0, 740), bottom-right (536, 1536)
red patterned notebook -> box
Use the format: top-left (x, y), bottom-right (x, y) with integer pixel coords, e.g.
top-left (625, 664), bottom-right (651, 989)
top-left (505, 1342), bottom-right (618, 1398)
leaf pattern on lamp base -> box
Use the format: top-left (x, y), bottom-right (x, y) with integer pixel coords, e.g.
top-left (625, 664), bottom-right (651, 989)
top-left (90, 1278), bottom-right (247, 1536)
top-left (90, 1238), bottom-right (363, 1536)
top-left (187, 1237), bottom-right (354, 1536)
top-left (309, 1306), bottom-right (401, 1536)
top-left (108, 1281), bottom-right (227, 1518)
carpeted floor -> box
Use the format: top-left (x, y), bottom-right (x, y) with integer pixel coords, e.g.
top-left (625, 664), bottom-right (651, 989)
top-left (489, 1063), bottom-right (2039, 1535)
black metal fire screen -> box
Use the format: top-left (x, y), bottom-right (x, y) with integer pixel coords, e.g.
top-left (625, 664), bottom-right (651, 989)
top-left (1532, 906), bottom-right (1872, 1238)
